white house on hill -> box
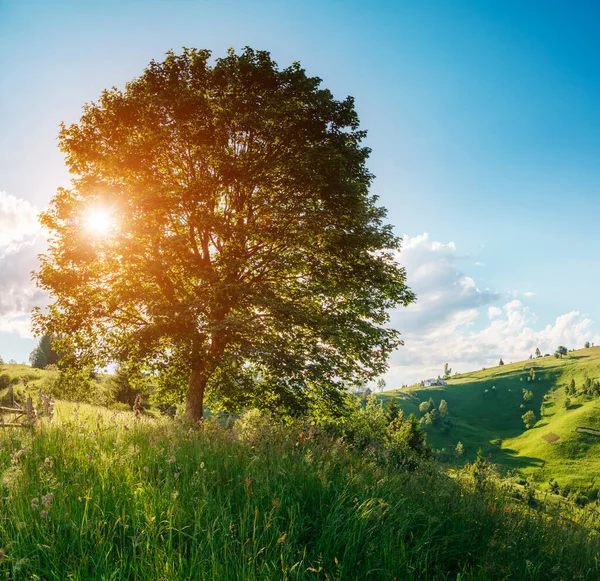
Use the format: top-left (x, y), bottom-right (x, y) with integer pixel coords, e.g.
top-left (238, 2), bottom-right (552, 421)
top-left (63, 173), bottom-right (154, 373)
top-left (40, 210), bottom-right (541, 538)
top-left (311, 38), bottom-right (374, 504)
top-left (423, 378), bottom-right (448, 387)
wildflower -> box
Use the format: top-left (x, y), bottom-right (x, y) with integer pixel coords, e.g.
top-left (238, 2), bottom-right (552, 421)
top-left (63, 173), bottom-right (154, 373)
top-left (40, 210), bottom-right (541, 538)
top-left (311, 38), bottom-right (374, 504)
top-left (41, 493), bottom-right (54, 508)
top-left (31, 498), bottom-right (39, 509)
top-left (0, 549), bottom-right (5, 562)
top-left (168, 455), bottom-right (176, 463)
top-left (143, 466), bottom-right (150, 473)
top-left (272, 498), bottom-right (280, 509)
top-left (174, 472), bottom-right (180, 481)
top-left (171, 491), bottom-right (179, 501)
top-left (40, 510), bottom-right (48, 519)
top-left (149, 434), bottom-right (156, 447)
top-left (200, 461), bottom-right (205, 469)
top-left (123, 425), bottom-right (129, 431)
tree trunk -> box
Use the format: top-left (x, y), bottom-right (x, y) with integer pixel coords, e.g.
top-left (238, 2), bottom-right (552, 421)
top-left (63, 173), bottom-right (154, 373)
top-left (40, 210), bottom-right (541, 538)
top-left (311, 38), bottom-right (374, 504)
top-left (185, 364), bottom-right (209, 422)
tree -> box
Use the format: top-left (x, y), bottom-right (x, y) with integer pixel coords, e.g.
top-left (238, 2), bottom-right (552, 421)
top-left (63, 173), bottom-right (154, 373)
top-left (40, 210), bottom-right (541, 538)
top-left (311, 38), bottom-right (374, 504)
top-left (385, 396), bottom-right (401, 424)
top-left (439, 399), bottom-right (448, 419)
top-left (556, 346), bottom-right (568, 358)
top-left (535, 347), bottom-right (541, 358)
top-left (419, 401), bottom-right (432, 415)
top-left (33, 48), bottom-right (415, 421)
top-left (29, 334), bottom-right (60, 369)
top-left (443, 363), bottom-right (451, 379)
top-left (585, 341), bottom-right (591, 349)
top-left (498, 358), bottom-right (504, 366)
top-left (529, 368), bottom-right (535, 382)
top-left (564, 397), bottom-right (571, 410)
top-left (455, 441), bottom-right (465, 457)
top-left (522, 388), bottom-right (533, 403)
top-left (569, 378), bottom-right (576, 395)
top-left (521, 410), bottom-right (537, 429)
top-left (29, 346), bottom-right (47, 370)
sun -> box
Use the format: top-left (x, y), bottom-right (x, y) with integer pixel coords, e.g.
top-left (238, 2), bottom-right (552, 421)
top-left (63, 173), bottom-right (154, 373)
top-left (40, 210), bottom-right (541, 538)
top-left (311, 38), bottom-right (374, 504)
top-left (83, 207), bottom-right (115, 235)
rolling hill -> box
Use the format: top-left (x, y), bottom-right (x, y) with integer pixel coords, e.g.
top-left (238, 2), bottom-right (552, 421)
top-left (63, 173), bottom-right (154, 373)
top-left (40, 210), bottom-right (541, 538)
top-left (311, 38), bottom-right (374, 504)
top-left (380, 346), bottom-right (600, 491)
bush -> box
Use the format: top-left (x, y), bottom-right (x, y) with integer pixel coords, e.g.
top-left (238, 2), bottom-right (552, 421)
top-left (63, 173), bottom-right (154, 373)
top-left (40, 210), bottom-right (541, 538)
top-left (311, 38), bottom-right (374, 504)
top-left (521, 410), bottom-right (537, 429)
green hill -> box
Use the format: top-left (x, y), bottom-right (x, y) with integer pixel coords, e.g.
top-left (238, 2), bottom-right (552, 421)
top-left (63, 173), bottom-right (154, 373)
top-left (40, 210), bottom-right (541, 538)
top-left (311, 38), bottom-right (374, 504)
top-left (381, 346), bottom-right (600, 491)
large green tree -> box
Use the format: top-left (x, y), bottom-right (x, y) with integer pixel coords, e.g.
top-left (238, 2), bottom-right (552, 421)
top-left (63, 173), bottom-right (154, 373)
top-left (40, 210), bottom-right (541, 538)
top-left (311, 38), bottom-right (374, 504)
top-left (34, 48), bottom-right (415, 421)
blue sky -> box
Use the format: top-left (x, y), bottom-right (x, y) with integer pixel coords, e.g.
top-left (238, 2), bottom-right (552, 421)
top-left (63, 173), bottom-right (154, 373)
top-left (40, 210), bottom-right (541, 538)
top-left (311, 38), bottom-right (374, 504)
top-left (1, 0), bottom-right (599, 383)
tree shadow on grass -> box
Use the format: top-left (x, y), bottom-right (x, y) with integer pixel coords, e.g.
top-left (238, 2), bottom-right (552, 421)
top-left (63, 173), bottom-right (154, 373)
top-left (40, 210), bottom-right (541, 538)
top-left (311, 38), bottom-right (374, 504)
top-left (492, 447), bottom-right (545, 471)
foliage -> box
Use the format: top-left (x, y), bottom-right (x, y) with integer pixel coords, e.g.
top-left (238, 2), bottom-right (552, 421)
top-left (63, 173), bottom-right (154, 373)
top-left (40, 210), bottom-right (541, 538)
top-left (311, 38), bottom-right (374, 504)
top-left (498, 358), bottom-right (504, 366)
top-left (522, 388), bottom-right (533, 403)
top-left (535, 347), bottom-right (541, 358)
top-left (40, 368), bottom-right (112, 406)
top-left (521, 410), bottom-right (537, 429)
top-left (29, 334), bottom-right (59, 369)
top-left (555, 346), bottom-right (568, 358)
top-left (439, 398), bottom-right (448, 418)
top-left (443, 362), bottom-right (451, 378)
top-left (385, 395), bottom-right (401, 423)
top-left (34, 47), bottom-right (415, 421)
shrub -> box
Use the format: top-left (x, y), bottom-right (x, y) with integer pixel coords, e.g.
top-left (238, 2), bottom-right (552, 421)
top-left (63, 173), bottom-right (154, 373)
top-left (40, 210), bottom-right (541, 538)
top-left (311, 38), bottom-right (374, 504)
top-left (521, 410), bottom-right (537, 429)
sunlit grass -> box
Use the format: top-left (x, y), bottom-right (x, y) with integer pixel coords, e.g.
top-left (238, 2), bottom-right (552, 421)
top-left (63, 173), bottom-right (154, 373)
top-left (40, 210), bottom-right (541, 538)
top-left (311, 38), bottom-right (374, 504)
top-left (0, 405), bottom-right (598, 580)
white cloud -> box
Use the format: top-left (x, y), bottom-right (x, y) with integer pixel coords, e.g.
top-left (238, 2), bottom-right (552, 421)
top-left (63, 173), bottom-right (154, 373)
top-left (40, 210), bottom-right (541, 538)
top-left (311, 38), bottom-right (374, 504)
top-left (523, 291), bottom-right (535, 298)
top-left (0, 191), bottom-right (39, 248)
top-left (0, 191), bottom-right (47, 337)
top-left (385, 233), bottom-right (600, 387)
top-left (488, 306), bottom-right (502, 319)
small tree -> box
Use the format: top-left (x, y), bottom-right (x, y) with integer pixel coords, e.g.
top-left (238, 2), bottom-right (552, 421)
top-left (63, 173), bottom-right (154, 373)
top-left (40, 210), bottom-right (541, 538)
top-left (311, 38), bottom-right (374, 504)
top-left (386, 396), bottom-right (401, 423)
top-left (443, 363), bottom-right (452, 379)
top-left (439, 399), bottom-right (448, 419)
top-left (585, 341), bottom-right (591, 349)
top-left (29, 334), bottom-right (60, 369)
top-left (522, 389), bottom-right (534, 403)
top-left (556, 346), bottom-right (568, 358)
top-left (29, 346), bottom-right (47, 370)
top-left (564, 397), bottom-right (571, 410)
top-left (535, 348), bottom-right (541, 358)
top-left (498, 358), bottom-right (504, 366)
top-left (522, 410), bottom-right (537, 429)
top-left (419, 400), bottom-right (432, 415)
top-left (529, 368), bottom-right (536, 382)
top-left (455, 441), bottom-right (465, 457)
top-left (569, 378), bottom-right (576, 395)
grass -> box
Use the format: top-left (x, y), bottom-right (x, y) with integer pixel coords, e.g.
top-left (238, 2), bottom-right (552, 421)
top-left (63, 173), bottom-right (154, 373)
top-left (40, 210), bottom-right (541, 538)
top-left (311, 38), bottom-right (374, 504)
top-left (381, 346), bottom-right (600, 491)
top-left (0, 403), bottom-right (597, 579)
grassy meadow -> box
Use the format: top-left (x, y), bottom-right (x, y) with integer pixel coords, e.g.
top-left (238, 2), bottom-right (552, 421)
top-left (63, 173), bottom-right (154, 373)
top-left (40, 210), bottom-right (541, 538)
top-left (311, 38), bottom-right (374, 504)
top-left (0, 357), bottom-right (600, 578)
top-left (381, 346), bottom-right (600, 492)
top-left (0, 402), bottom-right (597, 580)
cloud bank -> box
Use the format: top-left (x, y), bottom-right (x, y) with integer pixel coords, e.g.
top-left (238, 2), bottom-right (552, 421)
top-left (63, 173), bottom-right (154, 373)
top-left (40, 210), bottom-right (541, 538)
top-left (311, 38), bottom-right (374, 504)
top-left (385, 233), bottom-right (600, 387)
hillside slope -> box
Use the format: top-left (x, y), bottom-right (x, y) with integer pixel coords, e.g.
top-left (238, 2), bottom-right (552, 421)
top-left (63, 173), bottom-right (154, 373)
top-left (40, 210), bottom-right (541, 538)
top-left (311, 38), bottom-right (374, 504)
top-left (381, 347), bottom-right (600, 490)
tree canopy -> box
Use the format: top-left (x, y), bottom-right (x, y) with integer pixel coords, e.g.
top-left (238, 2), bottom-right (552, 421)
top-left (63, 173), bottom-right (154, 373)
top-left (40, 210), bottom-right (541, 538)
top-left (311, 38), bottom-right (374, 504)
top-left (34, 47), bottom-right (415, 420)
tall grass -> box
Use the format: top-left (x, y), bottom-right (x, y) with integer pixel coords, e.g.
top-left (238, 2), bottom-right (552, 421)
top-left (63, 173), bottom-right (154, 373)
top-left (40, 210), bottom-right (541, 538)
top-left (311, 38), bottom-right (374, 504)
top-left (0, 403), bottom-right (597, 580)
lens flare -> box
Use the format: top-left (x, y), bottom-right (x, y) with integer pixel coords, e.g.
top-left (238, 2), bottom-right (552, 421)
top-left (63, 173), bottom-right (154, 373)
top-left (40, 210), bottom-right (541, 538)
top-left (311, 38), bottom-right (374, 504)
top-left (83, 208), bottom-right (115, 235)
